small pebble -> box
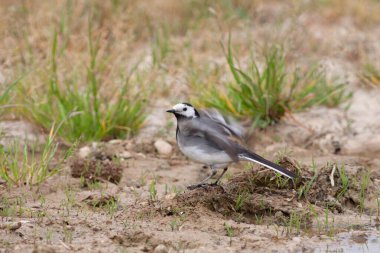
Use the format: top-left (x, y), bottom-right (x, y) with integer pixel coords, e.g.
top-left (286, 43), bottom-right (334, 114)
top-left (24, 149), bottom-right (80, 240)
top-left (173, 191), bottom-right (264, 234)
top-left (119, 151), bottom-right (132, 159)
top-left (0, 221), bottom-right (21, 231)
top-left (274, 211), bottom-right (284, 218)
top-left (292, 237), bottom-right (301, 243)
top-left (154, 244), bottom-right (168, 253)
top-left (78, 146), bottom-right (92, 158)
top-left (165, 193), bottom-right (177, 200)
top-left (154, 139), bottom-right (172, 156)
top-left (108, 139), bottom-right (122, 144)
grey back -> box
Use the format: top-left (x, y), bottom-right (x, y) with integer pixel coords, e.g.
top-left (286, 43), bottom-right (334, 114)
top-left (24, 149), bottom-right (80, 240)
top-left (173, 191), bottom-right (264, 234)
top-left (177, 116), bottom-right (246, 161)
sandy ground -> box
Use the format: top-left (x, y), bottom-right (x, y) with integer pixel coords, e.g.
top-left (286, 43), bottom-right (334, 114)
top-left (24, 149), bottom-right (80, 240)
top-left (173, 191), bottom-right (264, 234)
top-left (1, 1), bottom-right (380, 252)
top-left (1, 88), bottom-right (380, 252)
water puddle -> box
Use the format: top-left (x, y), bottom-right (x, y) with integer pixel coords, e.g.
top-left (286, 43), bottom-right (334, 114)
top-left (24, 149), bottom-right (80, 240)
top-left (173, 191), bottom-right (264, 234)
top-left (315, 233), bottom-right (380, 253)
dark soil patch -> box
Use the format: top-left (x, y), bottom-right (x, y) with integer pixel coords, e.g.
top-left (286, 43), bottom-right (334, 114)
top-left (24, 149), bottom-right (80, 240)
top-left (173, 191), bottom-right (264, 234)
top-left (70, 156), bottom-right (123, 184)
top-left (82, 193), bottom-right (117, 207)
top-left (159, 157), bottom-right (378, 226)
top-left (110, 230), bottom-right (197, 252)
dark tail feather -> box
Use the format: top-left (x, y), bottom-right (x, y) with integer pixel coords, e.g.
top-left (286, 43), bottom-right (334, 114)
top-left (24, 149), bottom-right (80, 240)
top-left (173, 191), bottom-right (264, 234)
top-left (238, 152), bottom-right (296, 179)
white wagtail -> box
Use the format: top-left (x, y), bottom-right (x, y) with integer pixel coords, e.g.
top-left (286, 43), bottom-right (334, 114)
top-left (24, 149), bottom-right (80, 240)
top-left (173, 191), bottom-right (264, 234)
top-left (167, 103), bottom-right (295, 188)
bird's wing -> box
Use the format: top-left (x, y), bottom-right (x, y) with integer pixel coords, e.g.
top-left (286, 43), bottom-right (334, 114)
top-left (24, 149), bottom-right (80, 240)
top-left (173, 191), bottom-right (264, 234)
top-left (179, 115), bottom-right (295, 179)
top-left (181, 118), bottom-right (244, 160)
top-left (199, 109), bottom-right (244, 141)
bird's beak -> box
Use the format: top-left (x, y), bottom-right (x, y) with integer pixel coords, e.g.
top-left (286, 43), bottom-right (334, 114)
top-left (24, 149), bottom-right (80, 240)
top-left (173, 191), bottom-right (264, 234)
top-left (166, 109), bottom-right (175, 114)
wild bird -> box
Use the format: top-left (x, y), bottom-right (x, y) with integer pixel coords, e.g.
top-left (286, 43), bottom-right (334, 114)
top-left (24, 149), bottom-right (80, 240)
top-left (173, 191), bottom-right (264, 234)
top-left (167, 103), bottom-right (296, 189)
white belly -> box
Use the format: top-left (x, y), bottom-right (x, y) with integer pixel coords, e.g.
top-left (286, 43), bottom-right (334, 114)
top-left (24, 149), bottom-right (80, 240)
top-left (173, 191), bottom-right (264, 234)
top-left (179, 145), bottom-right (232, 166)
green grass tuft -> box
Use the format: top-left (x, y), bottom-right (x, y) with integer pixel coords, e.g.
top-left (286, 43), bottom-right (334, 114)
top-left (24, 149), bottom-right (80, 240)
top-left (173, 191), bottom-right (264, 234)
top-left (149, 179), bottom-right (158, 201)
top-left (224, 222), bottom-right (235, 237)
top-left (21, 24), bottom-right (146, 143)
top-left (151, 28), bottom-right (172, 67)
top-left (298, 159), bottom-right (318, 199)
top-left (336, 164), bottom-right (350, 199)
top-left (0, 122), bottom-right (77, 187)
top-left (197, 41), bottom-right (352, 128)
top-left (358, 171), bottom-right (370, 213)
top-left (360, 62), bottom-right (380, 88)
top-left (0, 75), bottom-right (24, 116)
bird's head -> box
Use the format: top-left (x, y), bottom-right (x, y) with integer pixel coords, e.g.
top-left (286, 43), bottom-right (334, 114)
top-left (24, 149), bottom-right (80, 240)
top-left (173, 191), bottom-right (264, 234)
top-left (166, 103), bottom-right (199, 119)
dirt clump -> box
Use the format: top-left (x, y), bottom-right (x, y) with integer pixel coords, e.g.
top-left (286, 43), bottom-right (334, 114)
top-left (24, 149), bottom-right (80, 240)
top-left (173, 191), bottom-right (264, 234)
top-left (110, 230), bottom-right (196, 252)
top-left (70, 154), bottom-right (123, 184)
top-left (159, 157), bottom-right (378, 227)
top-left (81, 192), bottom-right (118, 207)
top-left (111, 230), bottom-right (152, 246)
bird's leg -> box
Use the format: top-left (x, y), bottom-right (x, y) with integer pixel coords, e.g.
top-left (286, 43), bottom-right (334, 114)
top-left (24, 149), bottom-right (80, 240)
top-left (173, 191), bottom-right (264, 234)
top-left (212, 167), bottom-right (228, 185)
top-left (187, 166), bottom-right (217, 189)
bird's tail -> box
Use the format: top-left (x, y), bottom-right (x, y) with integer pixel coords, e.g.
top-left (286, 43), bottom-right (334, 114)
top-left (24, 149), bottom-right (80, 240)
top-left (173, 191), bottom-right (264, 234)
top-left (238, 151), bottom-right (296, 179)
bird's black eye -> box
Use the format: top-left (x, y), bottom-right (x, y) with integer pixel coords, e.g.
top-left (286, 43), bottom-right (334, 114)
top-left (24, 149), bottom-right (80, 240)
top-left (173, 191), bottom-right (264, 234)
top-left (183, 107), bottom-right (187, 111)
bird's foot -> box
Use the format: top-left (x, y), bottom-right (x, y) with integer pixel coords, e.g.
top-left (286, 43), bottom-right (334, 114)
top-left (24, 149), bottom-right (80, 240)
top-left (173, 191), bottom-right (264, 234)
top-left (187, 182), bottom-right (222, 190)
top-left (187, 183), bottom-right (208, 190)
top-left (210, 180), bottom-right (220, 186)
top-left (211, 181), bottom-right (227, 192)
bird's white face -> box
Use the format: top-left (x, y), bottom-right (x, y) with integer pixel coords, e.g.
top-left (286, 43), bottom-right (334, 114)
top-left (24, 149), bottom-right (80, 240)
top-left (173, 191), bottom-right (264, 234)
top-left (168, 103), bottom-right (198, 118)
